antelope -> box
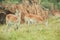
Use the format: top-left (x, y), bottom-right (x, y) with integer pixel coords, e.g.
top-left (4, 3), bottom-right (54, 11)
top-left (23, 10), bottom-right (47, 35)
top-left (24, 13), bottom-right (44, 24)
top-left (6, 9), bottom-right (21, 31)
top-left (52, 10), bottom-right (60, 16)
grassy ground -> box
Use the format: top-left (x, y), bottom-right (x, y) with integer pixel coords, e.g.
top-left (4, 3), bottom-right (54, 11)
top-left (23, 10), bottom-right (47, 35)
top-left (0, 16), bottom-right (60, 40)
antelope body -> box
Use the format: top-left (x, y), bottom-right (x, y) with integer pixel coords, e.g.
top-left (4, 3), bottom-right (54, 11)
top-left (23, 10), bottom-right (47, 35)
top-left (6, 10), bottom-right (21, 30)
top-left (24, 13), bottom-right (48, 27)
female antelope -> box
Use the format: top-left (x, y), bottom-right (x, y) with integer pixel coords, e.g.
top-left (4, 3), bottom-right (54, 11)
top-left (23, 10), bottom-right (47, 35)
top-left (6, 10), bottom-right (21, 31)
top-left (24, 13), bottom-right (48, 27)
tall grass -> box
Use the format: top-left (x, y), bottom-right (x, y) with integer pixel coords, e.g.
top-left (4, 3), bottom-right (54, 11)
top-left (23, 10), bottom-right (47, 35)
top-left (0, 16), bottom-right (60, 40)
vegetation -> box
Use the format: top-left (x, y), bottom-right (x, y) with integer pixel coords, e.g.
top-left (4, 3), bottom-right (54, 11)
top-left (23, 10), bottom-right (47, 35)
top-left (0, 0), bottom-right (60, 10)
top-left (0, 16), bottom-right (60, 40)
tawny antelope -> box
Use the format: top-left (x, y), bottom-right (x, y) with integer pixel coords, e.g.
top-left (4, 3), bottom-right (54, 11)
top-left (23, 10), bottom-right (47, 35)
top-left (24, 13), bottom-right (44, 24)
top-left (6, 9), bottom-right (21, 30)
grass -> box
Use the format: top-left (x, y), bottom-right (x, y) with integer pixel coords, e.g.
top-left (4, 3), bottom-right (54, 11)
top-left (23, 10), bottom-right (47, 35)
top-left (0, 16), bottom-right (60, 40)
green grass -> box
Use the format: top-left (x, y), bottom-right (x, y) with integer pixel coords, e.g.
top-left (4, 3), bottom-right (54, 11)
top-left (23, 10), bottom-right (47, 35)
top-left (0, 16), bottom-right (60, 40)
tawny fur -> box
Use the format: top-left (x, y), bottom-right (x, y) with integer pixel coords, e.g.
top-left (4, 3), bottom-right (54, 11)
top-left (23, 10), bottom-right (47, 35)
top-left (24, 13), bottom-right (45, 24)
top-left (6, 14), bottom-right (18, 23)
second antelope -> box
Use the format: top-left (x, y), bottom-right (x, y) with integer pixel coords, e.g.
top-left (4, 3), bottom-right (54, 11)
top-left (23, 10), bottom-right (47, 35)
top-left (24, 13), bottom-right (48, 26)
top-left (6, 10), bottom-right (21, 31)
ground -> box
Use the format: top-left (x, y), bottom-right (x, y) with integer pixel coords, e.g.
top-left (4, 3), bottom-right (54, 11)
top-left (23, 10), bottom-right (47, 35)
top-left (0, 16), bottom-right (60, 40)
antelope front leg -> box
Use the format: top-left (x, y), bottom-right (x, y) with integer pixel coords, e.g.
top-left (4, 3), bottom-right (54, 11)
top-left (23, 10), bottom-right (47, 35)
top-left (6, 21), bottom-right (12, 32)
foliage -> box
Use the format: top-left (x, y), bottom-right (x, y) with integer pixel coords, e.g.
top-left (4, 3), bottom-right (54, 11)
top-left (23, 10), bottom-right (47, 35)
top-left (41, 0), bottom-right (60, 10)
top-left (0, 0), bottom-right (60, 10)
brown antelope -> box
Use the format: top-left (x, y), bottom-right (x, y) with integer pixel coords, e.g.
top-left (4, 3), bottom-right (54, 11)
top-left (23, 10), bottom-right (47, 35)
top-left (6, 9), bottom-right (21, 31)
top-left (52, 10), bottom-right (60, 16)
top-left (24, 13), bottom-right (44, 24)
top-left (6, 14), bottom-right (18, 30)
